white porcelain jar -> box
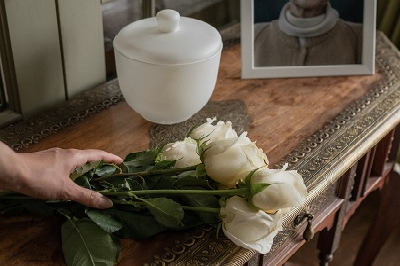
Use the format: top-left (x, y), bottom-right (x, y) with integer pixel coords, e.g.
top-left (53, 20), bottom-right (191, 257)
top-left (113, 9), bottom-right (223, 124)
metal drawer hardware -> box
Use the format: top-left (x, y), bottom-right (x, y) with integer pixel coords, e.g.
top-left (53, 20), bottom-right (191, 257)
top-left (294, 213), bottom-right (315, 241)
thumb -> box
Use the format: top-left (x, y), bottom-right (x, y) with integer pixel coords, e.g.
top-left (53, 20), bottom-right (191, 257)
top-left (68, 184), bottom-right (113, 209)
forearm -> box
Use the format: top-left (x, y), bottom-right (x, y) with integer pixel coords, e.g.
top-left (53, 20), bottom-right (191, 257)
top-left (0, 141), bottom-right (24, 191)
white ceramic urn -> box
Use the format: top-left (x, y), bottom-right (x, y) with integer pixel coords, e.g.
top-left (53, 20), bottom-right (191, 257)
top-left (113, 9), bottom-right (223, 124)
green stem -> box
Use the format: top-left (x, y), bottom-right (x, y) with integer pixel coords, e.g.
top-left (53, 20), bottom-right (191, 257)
top-left (182, 206), bottom-right (220, 213)
top-left (112, 199), bottom-right (220, 213)
top-left (112, 199), bottom-right (139, 206)
top-left (58, 209), bottom-right (72, 220)
top-left (101, 187), bottom-right (249, 197)
top-left (92, 165), bottom-right (198, 181)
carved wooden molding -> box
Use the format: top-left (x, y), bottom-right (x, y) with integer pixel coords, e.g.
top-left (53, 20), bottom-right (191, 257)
top-left (0, 81), bottom-right (123, 150)
top-left (148, 31), bottom-right (400, 266)
top-left (278, 32), bottom-right (400, 230)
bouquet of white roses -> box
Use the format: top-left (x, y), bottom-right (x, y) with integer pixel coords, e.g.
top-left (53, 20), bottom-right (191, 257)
top-left (0, 118), bottom-right (307, 266)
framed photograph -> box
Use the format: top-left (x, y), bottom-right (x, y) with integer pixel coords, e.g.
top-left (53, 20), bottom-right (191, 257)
top-left (241, 0), bottom-right (376, 79)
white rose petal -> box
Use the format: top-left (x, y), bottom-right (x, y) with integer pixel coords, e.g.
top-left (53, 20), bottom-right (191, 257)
top-left (250, 165), bottom-right (307, 210)
top-left (204, 133), bottom-right (268, 187)
top-left (189, 118), bottom-right (238, 144)
top-left (160, 137), bottom-right (201, 168)
top-left (220, 196), bottom-right (283, 254)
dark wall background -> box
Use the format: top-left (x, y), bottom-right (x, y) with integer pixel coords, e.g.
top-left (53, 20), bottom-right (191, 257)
top-left (254, 0), bottom-right (364, 23)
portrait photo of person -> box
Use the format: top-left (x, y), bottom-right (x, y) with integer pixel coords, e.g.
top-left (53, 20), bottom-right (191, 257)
top-left (253, 0), bottom-right (364, 67)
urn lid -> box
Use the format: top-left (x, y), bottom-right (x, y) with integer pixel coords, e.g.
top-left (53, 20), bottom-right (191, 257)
top-left (113, 9), bottom-right (222, 66)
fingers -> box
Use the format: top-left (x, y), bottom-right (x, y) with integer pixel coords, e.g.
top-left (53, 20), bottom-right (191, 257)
top-left (87, 150), bottom-right (124, 164)
top-left (71, 150), bottom-right (121, 208)
top-left (72, 149), bottom-right (124, 166)
top-left (64, 149), bottom-right (121, 208)
top-left (41, 147), bottom-right (123, 165)
top-left (67, 184), bottom-right (114, 209)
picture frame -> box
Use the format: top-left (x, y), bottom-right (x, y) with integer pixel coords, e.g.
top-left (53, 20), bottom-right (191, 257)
top-left (241, 0), bottom-right (376, 79)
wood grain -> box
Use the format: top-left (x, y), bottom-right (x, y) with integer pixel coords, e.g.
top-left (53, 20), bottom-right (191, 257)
top-left (21, 43), bottom-right (382, 165)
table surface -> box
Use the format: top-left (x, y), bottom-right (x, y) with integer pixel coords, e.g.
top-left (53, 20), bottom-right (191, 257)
top-left (0, 31), bottom-right (399, 265)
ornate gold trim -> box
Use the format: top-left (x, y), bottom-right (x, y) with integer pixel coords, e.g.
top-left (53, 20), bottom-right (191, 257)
top-left (279, 31), bottom-right (400, 230)
top-left (0, 81), bottom-right (123, 150)
top-left (144, 32), bottom-right (400, 265)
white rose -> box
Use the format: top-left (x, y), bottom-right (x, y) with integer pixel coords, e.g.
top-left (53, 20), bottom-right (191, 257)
top-left (250, 164), bottom-right (307, 210)
top-left (203, 133), bottom-right (268, 187)
top-left (189, 118), bottom-right (238, 144)
top-left (159, 137), bottom-right (201, 168)
top-left (220, 196), bottom-right (283, 254)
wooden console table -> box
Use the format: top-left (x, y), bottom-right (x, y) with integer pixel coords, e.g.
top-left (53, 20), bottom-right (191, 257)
top-left (0, 31), bottom-right (399, 265)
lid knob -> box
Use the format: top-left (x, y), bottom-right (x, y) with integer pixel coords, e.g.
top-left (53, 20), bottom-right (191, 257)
top-left (156, 9), bottom-right (180, 33)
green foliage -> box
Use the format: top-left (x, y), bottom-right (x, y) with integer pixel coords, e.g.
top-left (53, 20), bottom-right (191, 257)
top-left (121, 149), bottom-right (159, 173)
top-left (86, 209), bottom-right (123, 233)
top-left (0, 199), bottom-right (27, 216)
top-left (70, 160), bottom-right (101, 181)
top-left (22, 200), bottom-right (55, 217)
top-left (140, 197), bottom-right (184, 228)
top-left (179, 193), bottom-right (220, 224)
top-left (61, 217), bottom-right (120, 266)
top-left (104, 208), bottom-right (169, 239)
top-left (0, 149), bottom-right (225, 266)
top-left (95, 164), bottom-right (118, 177)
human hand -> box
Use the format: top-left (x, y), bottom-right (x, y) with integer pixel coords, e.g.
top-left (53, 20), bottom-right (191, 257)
top-left (0, 143), bottom-right (123, 209)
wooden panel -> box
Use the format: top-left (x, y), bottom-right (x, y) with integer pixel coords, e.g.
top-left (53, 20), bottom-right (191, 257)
top-left (317, 165), bottom-right (357, 265)
top-left (388, 125), bottom-right (400, 161)
top-left (354, 170), bottom-right (400, 266)
top-left (57, 0), bottom-right (106, 99)
top-left (351, 151), bottom-right (373, 200)
top-left (371, 129), bottom-right (395, 176)
top-left (5, 0), bottom-right (65, 117)
top-left (0, 0), bottom-right (20, 113)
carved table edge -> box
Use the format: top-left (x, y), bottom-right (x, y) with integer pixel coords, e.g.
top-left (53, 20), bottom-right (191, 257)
top-left (177, 31), bottom-right (400, 266)
top-left (0, 81), bottom-right (124, 150)
top-left (143, 32), bottom-right (400, 266)
top-left (277, 31), bottom-right (400, 230)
